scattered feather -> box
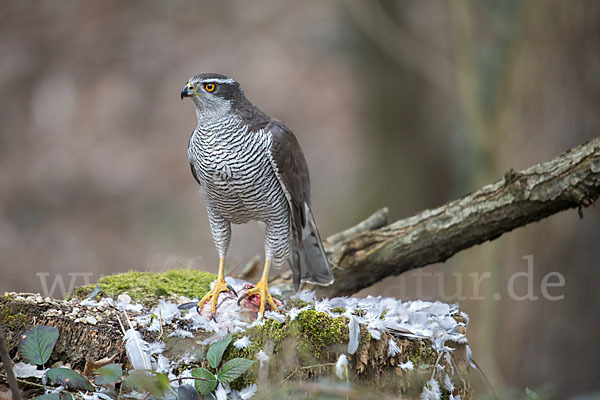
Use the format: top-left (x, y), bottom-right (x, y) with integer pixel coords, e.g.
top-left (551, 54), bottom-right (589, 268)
top-left (214, 383), bottom-right (228, 400)
top-left (388, 339), bottom-right (401, 357)
top-left (86, 277), bottom-right (469, 392)
top-left (123, 329), bottom-right (152, 370)
top-left (147, 341), bottom-right (165, 355)
top-left (466, 345), bottom-right (477, 369)
top-left (256, 350), bottom-right (269, 364)
top-left (155, 300), bottom-right (181, 324)
top-left (116, 297), bottom-right (143, 313)
top-left (147, 318), bottom-right (161, 333)
top-left (399, 360), bottom-right (414, 371)
top-left (13, 362), bottom-right (46, 378)
top-left (239, 383), bottom-right (257, 399)
top-left (288, 305), bottom-right (311, 321)
top-left (79, 298), bottom-right (99, 307)
top-left (444, 352), bottom-right (454, 374)
top-left (291, 290), bottom-right (316, 303)
top-left (421, 379), bottom-right (441, 400)
top-left (264, 311), bottom-right (285, 323)
top-left (233, 336), bottom-right (251, 350)
top-left (98, 297), bottom-right (115, 308)
top-left (348, 315), bottom-right (360, 355)
top-left (443, 374), bottom-right (455, 392)
top-left (168, 329), bottom-right (194, 338)
top-left (335, 354), bottom-right (348, 380)
top-left (156, 354), bottom-right (171, 373)
top-left (178, 369), bottom-right (196, 386)
top-left (248, 317), bottom-right (266, 328)
top-left (368, 328), bottom-right (382, 340)
top-left (81, 393), bottom-right (113, 400)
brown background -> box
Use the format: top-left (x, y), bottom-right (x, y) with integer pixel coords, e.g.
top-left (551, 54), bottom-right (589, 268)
top-left (1, 1), bottom-right (599, 398)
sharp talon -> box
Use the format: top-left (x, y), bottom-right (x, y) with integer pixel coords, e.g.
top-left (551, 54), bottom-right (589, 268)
top-left (227, 284), bottom-right (238, 297)
top-left (178, 301), bottom-right (198, 310)
top-left (211, 312), bottom-right (217, 322)
top-left (237, 292), bottom-right (249, 305)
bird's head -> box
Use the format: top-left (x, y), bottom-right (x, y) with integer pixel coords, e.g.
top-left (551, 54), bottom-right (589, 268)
top-left (181, 73), bottom-right (244, 118)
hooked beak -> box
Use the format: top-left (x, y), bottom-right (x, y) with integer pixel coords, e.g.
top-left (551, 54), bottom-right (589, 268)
top-left (181, 83), bottom-right (196, 100)
top-left (180, 85), bottom-right (190, 100)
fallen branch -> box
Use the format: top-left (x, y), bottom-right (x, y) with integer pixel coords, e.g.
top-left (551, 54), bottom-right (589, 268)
top-left (315, 137), bottom-right (600, 297)
top-left (0, 325), bottom-right (22, 400)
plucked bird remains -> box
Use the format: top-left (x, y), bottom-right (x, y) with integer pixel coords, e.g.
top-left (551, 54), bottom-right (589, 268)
top-left (181, 73), bottom-right (334, 317)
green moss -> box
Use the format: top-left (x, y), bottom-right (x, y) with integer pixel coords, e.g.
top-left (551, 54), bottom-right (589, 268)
top-left (284, 298), bottom-right (312, 309)
top-left (226, 319), bottom-right (287, 362)
top-left (71, 269), bottom-right (216, 303)
top-left (292, 310), bottom-right (348, 357)
top-left (222, 310), bottom-right (350, 388)
top-left (0, 302), bottom-right (27, 330)
top-left (406, 339), bottom-right (438, 367)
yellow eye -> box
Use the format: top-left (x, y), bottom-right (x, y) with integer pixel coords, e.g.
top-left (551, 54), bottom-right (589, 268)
top-left (204, 83), bottom-right (215, 92)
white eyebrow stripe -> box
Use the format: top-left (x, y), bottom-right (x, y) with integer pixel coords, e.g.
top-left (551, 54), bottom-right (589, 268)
top-left (201, 78), bottom-right (236, 84)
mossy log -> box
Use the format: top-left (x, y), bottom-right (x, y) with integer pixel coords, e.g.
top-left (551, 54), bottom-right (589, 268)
top-left (1, 279), bottom-right (472, 398)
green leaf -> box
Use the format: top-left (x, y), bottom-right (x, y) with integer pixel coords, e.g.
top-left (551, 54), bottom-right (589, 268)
top-left (46, 368), bottom-right (94, 392)
top-left (93, 363), bottom-right (123, 385)
top-left (191, 367), bottom-right (217, 395)
top-left (32, 394), bottom-right (72, 400)
top-left (207, 334), bottom-right (231, 369)
top-left (124, 370), bottom-right (170, 398)
top-left (217, 358), bottom-right (255, 384)
top-left (18, 325), bottom-right (59, 365)
top-left (31, 395), bottom-right (60, 400)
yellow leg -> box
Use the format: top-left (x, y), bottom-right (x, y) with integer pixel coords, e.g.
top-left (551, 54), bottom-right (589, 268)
top-left (239, 259), bottom-right (279, 316)
top-left (197, 258), bottom-right (233, 315)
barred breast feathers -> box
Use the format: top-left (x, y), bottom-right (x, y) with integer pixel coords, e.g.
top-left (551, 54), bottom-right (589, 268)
top-left (188, 115), bottom-right (291, 263)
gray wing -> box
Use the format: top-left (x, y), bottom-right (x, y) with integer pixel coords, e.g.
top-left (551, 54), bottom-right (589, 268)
top-left (188, 130), bottom-right (202, 187)
top-left (267, 121), bottom-right (334, 290)
top-left (267, 121), bottom-right (310, 232)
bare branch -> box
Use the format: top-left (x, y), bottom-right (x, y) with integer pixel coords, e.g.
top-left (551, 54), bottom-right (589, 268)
top-left (314, 137), bottom-right (600, 297)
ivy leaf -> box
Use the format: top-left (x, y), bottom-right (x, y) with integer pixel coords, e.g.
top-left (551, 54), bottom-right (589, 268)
top-left (124, 370), bottom-right (170, 398)
top-left (217, 358), bottom-right (255, 384)
top-left (93, 363), bottom-right (123, 385)
top-left (191, 367), bottom-right (217, 395)
top-left (46, 368), bottom-right (94, 391)
top-left (18, 325), bottom-right (59, 366)
top-left (206, 334), bottom-right (231, 369)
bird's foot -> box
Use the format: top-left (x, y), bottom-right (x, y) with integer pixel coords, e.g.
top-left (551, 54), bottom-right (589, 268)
top-left (197, 279), bottom-right (237, 319)
top-left (237, 279), bottom-right (279, 317)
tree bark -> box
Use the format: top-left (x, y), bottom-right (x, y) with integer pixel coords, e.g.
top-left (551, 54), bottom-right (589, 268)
top-left (315, 137), bottom-right (600, 297)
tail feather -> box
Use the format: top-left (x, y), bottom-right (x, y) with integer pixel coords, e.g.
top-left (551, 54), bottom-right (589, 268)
top-left (299, 204), bottom-right (334, 287)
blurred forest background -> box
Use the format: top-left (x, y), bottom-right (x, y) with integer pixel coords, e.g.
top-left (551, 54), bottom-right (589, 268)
top-left (1, 1), bottom-right (599, 398)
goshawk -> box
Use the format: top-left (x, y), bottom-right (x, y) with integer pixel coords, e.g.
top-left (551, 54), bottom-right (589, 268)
top-left (181, 73), bottom-right (334, 316)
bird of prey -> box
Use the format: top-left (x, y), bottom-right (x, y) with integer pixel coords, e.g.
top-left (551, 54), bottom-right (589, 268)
top-left (181, 73), bottom-right (334, 316)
